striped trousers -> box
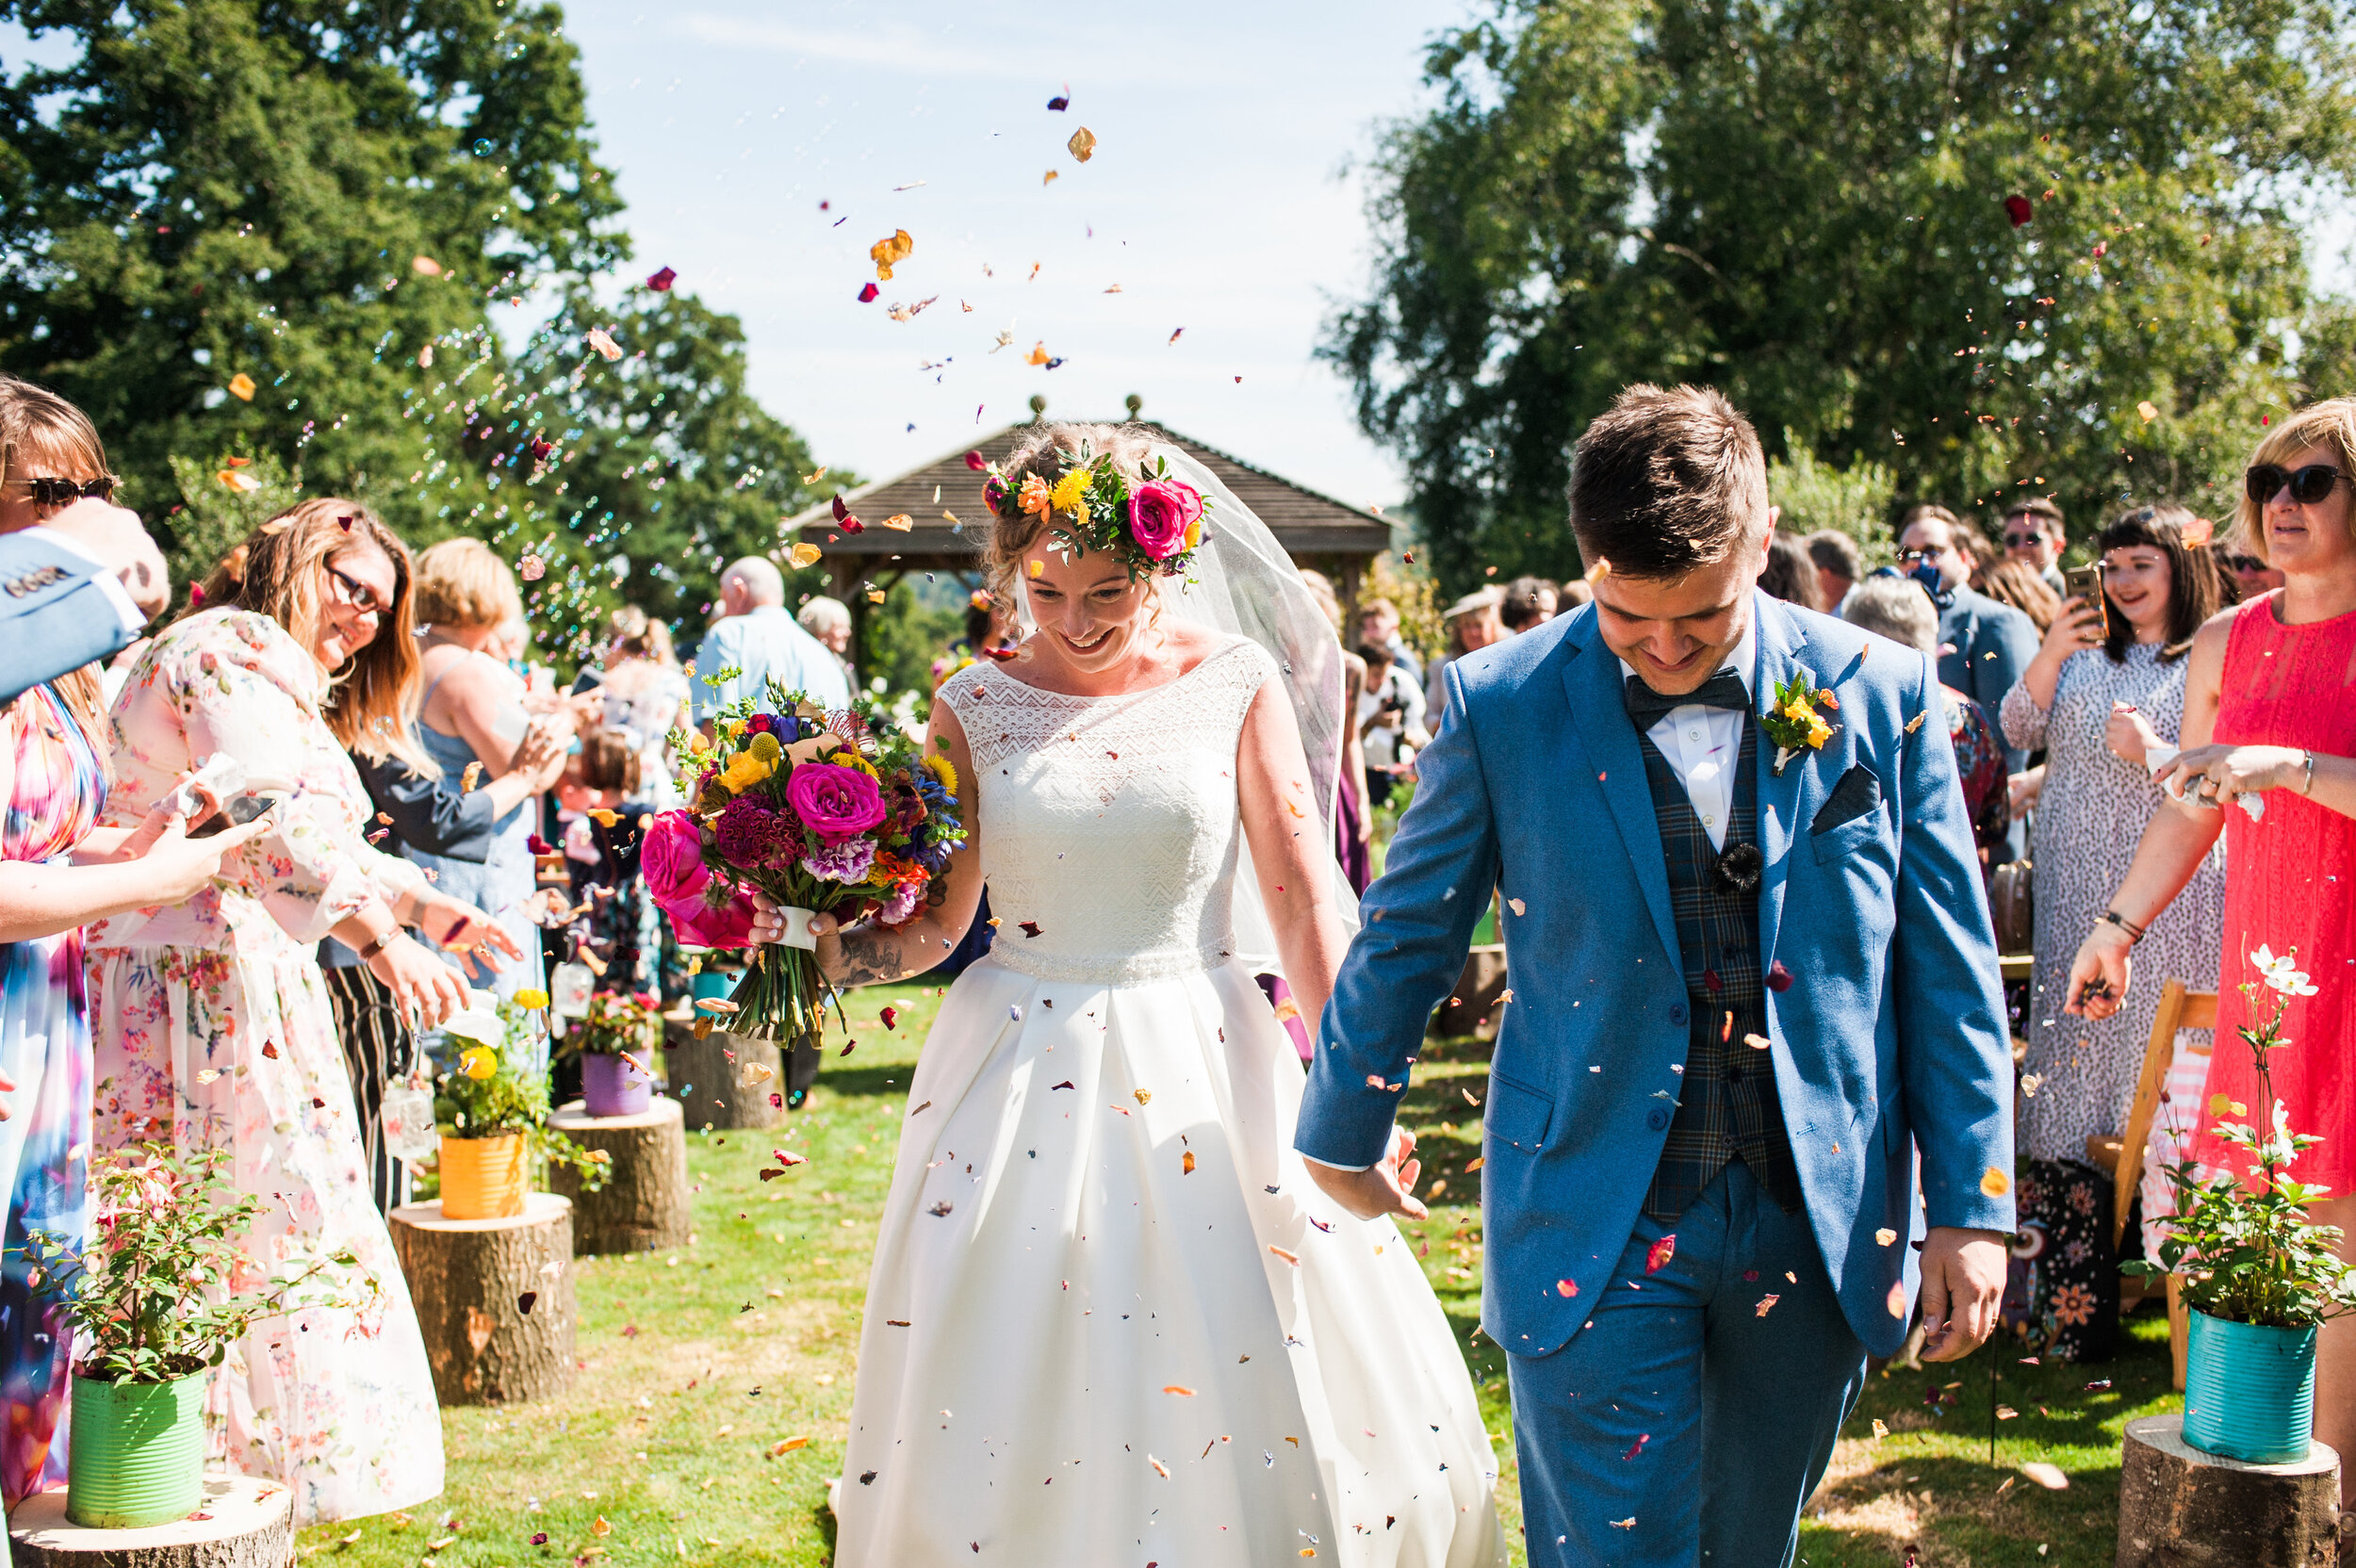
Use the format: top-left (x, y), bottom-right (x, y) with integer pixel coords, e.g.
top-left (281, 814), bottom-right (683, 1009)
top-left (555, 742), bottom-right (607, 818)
top-left (321, 963), bottom-right (418, 1217)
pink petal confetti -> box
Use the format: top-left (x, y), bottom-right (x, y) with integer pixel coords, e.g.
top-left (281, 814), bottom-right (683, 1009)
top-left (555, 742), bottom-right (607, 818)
top-left (519, 553), bottom-right (546, 581)
top-left (647, 266), bottom-right (677, 291)
top-left (858, 283), bottom-right (879, 303)
top-left (1644, 1234), bottom-right (1677, 1274)
top-left (2004, 194), bottom-right (2033, 227)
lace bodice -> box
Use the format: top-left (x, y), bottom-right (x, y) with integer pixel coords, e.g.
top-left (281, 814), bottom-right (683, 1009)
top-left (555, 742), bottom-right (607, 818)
top-left (944, 638), bottom-right (1277, 984)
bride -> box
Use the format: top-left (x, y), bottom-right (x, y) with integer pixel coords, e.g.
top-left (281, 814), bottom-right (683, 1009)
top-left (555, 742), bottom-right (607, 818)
top-left (810, 424), bottom-right (1504, 1565)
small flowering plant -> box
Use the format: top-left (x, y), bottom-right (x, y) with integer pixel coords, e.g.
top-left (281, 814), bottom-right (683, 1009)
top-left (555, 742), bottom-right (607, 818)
top-left (1760, 667), bottom-right (1840, 775)
top-left (564, 988), bottom-right (662, 1065)
top-left (2124, 945), bottom-right (2356, 1328)
top-left (14, 1144), bottom-right (371, 1384)
top-left (972, 442), bottom-right (1210, 580)
top-left (434, 1000), bottom-right (608, 1186)
top-left (642, 679), bottom-right (965, 1050)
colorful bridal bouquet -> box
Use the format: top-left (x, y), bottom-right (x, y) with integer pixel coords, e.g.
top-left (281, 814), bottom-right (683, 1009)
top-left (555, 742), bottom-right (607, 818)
top-left (644, 685), bottom-right (964, 1049)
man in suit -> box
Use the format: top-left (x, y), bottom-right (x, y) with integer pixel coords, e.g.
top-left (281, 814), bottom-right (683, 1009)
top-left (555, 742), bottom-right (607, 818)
top-left (0, 495), bottom-right (167, 704)
top-left (1298, 384), bottom-right (2013, 1568)
top-left (1895, 505), bottom-right (2038, 771)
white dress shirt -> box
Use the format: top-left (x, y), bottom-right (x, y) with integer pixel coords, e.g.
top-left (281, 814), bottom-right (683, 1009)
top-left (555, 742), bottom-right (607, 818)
top-left (1617, 620), bottom-right (1756, 852)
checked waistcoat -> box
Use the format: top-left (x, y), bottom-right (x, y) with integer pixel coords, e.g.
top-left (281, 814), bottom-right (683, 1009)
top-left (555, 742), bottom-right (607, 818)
top-left (1638, 714), bottom-right (1804, 1223)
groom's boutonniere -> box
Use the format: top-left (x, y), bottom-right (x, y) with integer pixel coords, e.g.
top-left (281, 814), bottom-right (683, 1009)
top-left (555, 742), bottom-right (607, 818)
top-left (1760, 668), bottom-right (1840, 775)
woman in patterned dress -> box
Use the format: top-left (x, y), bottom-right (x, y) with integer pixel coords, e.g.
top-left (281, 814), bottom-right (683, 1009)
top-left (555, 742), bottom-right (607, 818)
top-left (2004, 506), bottom-right (2225, 1359)
top-left (2070, 399), bottom-right (2356, 1486)
top-left (85, 499), bottom-right (520, 1524)
top-left (0, 383), bottom-right (275, 1511)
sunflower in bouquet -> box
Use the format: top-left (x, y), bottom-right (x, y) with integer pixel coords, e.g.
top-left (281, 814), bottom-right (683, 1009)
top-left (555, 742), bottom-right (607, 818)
top-left (644, 683), bottom-right (964, 1049)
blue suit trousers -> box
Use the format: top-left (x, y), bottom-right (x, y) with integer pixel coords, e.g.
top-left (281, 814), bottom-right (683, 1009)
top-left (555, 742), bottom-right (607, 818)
top-left (1508, 1163), bottom-right (1867, 1568)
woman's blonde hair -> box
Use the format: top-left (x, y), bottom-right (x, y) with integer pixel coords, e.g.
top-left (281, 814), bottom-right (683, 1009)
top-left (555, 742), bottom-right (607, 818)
top-left (191, 498), bottom-right (432, 773)
top-left (2233, 398), bottom-right (2356, 565)
top-left (0, 376), bottom-right (118, 770)
top-left (982, 421), bottom-right (1160, 599)
top-left (413, 537), bottom-right (524, 630)
top-left (608, 605), bottom-right (677, 665)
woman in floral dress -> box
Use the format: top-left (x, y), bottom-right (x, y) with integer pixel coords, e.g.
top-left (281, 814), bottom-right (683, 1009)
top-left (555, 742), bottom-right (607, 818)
top-left (85, 499), bottom-right (519, 1524)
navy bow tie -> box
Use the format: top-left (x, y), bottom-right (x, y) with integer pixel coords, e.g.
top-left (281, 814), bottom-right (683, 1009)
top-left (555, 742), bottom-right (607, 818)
top-left (1624, 667), bottom-right (1749, 728)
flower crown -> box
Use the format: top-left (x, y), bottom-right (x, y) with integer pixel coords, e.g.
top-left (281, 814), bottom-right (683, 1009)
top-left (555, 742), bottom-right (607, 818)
top-left (970, 444), bottom-right (1211, 580)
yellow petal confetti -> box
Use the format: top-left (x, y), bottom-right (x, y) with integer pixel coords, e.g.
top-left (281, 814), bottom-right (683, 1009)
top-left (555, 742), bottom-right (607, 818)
top-left (218, 469), bottom-right (262, 493)
top-left (1981, 1166), bottom-right (2012, 1198)
top-left (869, 229), bottom-right (914, 281)
top-left (866, 588), bottom-right (886, 604)
top-left (411, 255), bottom-right (444, 277)
top-left (1068, 126), bottom-right (1098, 162)
top-left (1584, 559), bottom-right (1611, 584)
top-left (1875, 1227), bottom-right (1898, 1246)
top-left (586, 808), bottom-right (620, 827)
top-left (227, 373), bottom-right (256, 401)
top-left (1871, 1418), bottom-right (1890, 1439)
top-left (1042, 169), bottom-right (1059, 187)
top-left (788, 543), bottom-right (823, 569)
top-left (460, 760), bottom-right (483, 792)
top-left (878, 514), bottom-right (913, 531)
top-left (590, 1517), bottom-right (612, 1538)
top-left (1028, 560), bottom-right (1045, 578)
top-left (770, 1436), bottom-right (809, 1455)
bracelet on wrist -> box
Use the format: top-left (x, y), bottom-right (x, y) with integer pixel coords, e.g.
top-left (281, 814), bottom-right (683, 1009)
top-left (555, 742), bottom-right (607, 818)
top-left (2095, 908), bottom-right (2146, 945)
top-left (2299, 749), bottom-right (2316, 796)
top-left (355, 928), bottom-right (401, 962)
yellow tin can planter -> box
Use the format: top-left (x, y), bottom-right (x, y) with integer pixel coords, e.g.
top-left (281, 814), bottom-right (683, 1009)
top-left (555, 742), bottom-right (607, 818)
top-left (437, 1133), bottom-right (529, 1220)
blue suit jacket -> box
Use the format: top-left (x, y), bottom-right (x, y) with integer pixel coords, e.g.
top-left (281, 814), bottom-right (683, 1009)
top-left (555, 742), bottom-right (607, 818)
top-left (1298, 593), bottom-right (2015, 1359)
top-left (0, 531), bottom-right (139, 706)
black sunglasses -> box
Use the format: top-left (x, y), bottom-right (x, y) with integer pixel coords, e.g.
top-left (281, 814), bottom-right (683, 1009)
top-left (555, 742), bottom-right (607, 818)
top-left (17, 475), bottom-right (118, 507)
top-left (2245, 463), bottom-right (2352, 507)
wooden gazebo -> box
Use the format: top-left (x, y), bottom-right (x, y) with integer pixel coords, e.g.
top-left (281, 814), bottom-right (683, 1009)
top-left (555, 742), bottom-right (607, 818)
top-left (784, 401), bottom-right (1395, 629)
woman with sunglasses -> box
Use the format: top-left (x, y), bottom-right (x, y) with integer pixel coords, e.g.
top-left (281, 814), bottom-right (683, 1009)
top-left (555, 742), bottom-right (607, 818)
top-left (86, 499), bottom-right (518, 1526)
top-left (2069, 399), bottom-right (2356, 1488)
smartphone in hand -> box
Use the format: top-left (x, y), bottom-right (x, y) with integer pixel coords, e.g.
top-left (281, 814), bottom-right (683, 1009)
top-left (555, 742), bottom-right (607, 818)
top-left (2063, 564), bottom-right (2108, 641)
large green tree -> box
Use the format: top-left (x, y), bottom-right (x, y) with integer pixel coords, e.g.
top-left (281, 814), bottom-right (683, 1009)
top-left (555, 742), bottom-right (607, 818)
top-left (1326, 0), bottom-right (2356, 590)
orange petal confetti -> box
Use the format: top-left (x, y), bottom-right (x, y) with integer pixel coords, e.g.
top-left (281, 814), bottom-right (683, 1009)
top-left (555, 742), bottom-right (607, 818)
top-left (1887, 1280), bottom-right (1908, 1317)
top-left (2180, 516), bottom-right (2214, 547)
top-left (1181, 1151), bottom-right (1196, 1175)
top-left (1163, 1385), bottom-right (1195, 1396)
top-left (586, 808), bottom-right (620, 827)
top-left (590, 1517), bottom-right (612, 1538)
top-left (1875, 1227), bottom-right (1898, 1246)
top-left (1981, 1166), bottom-right (2012, 1198)
top-left (218, 469), bottom-right (262, 493)
top-left (1870, 1418), bottom-right (1890, 1439)
top-left (1268, 1245), bottom-right (1300, 1266)
top-left (1556, 1278), bottom-right (1578, 1297)
top-left (1024, 340), bottom-right (1053, 367)
top-left (1584, 560), bottom-right (1612, 584)
top-left (878, 514), bottom-right (914, 531)
top-left (411, 255), bottom-right (444, 277)
top-left (869, 229), bottom-right (914, 281)
top-left (2136, 400), bottom-right (2159, 422)
top-left (1743, 1033), bottom-right (1772, 1051)
top-left (1149, 1456), bottom-right (1170, 1478)
top-left (1068, 126), bottom-right (1098, 163)
top-left (1755, 1293), bottom-right (1780, 1316)
top-left (789, 543), bottom-right (823, 569)
top-left (460, 760), bottom-right (483, 792)
top-left (227, 373), bottom-right (256, 401)
top-left (586, 327), bottom-right (623, 361)
top-left (1042, 170), bottom-right (1059, 187)
top-left (2021, 1462), bottom-right (2070, 1490)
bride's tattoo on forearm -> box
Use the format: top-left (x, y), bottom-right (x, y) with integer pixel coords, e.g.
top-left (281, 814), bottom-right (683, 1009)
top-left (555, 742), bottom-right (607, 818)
top-left (836, 928), bottom-right (908, 987)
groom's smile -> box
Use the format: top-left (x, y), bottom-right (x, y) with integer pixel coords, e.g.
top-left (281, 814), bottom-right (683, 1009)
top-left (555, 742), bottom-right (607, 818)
top-left (1589, 522), bottom-right (1775, 694)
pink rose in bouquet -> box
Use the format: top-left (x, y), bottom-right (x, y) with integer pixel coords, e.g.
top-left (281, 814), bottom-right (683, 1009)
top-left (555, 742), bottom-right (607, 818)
top-left (644, 809), bottom-right (759, 948)
top-left (1126, 480), bottom-right (1203, 562)
top-left (788, 762), bottom-right (887, 845)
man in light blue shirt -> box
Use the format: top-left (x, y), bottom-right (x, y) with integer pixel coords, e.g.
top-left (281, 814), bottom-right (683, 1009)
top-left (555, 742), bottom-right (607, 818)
top-left (691, 556), bottom-right (852, 727)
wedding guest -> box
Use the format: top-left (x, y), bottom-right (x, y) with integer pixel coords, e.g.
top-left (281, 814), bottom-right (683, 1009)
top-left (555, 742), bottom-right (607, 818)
top-left (2070, 400), bottom-right (2356, 1482)
top-left (2002, 496), bottom-right (2070, 595)
top-left (1805, 531), bottom-right (1861, 613)
top-left (1355, 595), bottom-right (1422, 686)
top-left (1499, 575), bottom-right (1560, 632)
top-left (1557, 576), bottom-right (1594, 610)
top-left (1841, 577), bottom-right (2009, 877)
top-left (1426, 585), bottom-right (1505, 726)
top-left (1899, 504), bottom-right (2040, 787)
top-left (409, 539), bottom-right (553, 1007)
top-left (2217, 545), bottom-right (2286, 600)
top-left (693, 557), bottom-right (849, 727)
top-left (2003, 506), bottom-right (2226, 1359)
top-left (1759, 533), bottom-right (1824, 610)
top-left (0, 383), bottom-right (270, 1506)
top-left (88, 498), bottom-right (517, 1523)
top-left (1975, 557), bottom-right (2064, 636)
top-left (1358, 640), bottom-right (1429, 810)
top-left (580, 607), bottom-right (689, 808)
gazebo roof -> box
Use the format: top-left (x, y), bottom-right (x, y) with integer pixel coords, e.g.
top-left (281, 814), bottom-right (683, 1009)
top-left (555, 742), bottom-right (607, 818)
top-left (785, 419), bottom-right (1394, 571)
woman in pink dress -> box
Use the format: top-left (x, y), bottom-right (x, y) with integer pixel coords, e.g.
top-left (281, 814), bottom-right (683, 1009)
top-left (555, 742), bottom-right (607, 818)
top-left (2069, 395), bottom-right (2356, 1493)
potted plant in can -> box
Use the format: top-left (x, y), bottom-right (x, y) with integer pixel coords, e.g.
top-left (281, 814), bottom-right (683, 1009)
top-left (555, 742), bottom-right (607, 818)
top-left (434, 992), bottom-right (609, 1219)
top-left (2126, 944), bottom-right (2356, 1462)
top-left (565, 988), bottom-right (663, 1118)
top-left (15, 1144), bottom-right (370, 1527)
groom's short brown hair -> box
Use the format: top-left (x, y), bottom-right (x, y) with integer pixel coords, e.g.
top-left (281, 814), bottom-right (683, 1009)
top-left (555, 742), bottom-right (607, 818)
top-left (1569, 384), bottom-right (1769, 580)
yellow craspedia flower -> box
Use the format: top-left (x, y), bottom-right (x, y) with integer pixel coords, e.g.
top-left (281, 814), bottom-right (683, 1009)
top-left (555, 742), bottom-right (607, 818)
top-left (1048, 468), bottom-right (1090, 517)
top-left (459, 1046), bottom-right (499, 1081)
top-left (747, 731), bottom-right (783, 765)
top-left (718, 751), bottom-right (773, 792)
top-left (515, 988), bottom-right (551, 1010)
top-left (923, 752), bottom-right (958, 799)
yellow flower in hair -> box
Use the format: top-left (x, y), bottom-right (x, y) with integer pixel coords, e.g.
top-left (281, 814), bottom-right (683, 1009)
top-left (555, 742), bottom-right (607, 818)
top-left (459, 1046), bottom-right (499, 1081)
top-left (1048, 468), bottom-right (1090, 517)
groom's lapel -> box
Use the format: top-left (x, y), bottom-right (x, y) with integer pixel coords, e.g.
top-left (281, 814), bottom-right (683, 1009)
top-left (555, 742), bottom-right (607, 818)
top-left (1559, 617), bottom-right (1680, 969)
top-left (1751, 591), bottom-right (1811, 969)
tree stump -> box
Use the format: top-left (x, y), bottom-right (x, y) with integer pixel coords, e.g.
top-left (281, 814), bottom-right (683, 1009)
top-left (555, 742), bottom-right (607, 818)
top-left (10, 1476), bottom-right (291, 1568)
top-left (547, 1097), bottom-right (691, 1255)
top-left (662, 1020), bottom-right (782, 1130)
top-left (390, 1192), bottom-right (577, 1406)
top-left (2117, 1413), bottom-right (2341, 1568)
top-left (1428, 945), bottom-right (1509, 1041)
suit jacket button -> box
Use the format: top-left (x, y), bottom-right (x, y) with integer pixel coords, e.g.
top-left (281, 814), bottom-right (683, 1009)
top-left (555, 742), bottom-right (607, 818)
top-left (1646, 1107), bottom-right (1669, 1131)
top-left (1668, 1004), bottom-right (1688, 1026)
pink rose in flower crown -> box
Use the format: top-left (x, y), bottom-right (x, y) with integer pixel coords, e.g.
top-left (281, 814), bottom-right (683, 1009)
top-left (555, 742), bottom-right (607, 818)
top-left (1126, 480), bottom-right (1204, 562)
top-left (787, 762), bottom-right (887, 845)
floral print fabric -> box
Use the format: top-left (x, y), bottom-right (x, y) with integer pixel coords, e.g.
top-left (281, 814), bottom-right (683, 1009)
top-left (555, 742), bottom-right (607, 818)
top-left (84, 611), bottom-right (443, 1524)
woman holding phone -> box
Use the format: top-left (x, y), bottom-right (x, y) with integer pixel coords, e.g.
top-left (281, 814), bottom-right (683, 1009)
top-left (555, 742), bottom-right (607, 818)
top-left (1999, 504), bottom-right (2225, 1359)
top-left (87, 499), bottom-right (515, 1524)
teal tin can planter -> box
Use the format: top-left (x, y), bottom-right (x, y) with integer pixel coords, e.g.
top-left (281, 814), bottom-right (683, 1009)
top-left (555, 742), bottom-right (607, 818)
top-left (2183, 1309), bottom-right (2317, 1464)
top-left (67, 1372), bottom-right (206, 1527)
top-left (689, 970), bottom-right (737, 1003)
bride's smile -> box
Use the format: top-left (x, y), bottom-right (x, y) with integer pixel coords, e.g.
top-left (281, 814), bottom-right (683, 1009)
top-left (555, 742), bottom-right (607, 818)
top-left (1019, 545), bottom-right (1164, 684)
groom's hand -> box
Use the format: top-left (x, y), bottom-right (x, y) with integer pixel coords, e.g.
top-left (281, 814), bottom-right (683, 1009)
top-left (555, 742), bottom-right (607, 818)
top-left (1916, 1226), bottom-right (2009, 1361)
top-left (1304, 1126), bottom-right (1428, 1222)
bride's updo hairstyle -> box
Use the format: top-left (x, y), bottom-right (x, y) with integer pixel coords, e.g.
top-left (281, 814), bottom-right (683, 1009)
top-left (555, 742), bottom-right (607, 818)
top-left (981, 421), bottom-right (1161, 600)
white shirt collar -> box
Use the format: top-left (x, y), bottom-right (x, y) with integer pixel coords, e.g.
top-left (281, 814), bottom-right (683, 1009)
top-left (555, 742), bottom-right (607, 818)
top-left (1615, 609), bottom-right (1759, 703)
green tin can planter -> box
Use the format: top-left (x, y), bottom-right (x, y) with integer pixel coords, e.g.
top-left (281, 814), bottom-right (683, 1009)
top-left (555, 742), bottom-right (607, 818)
top-left (67, 1372), bottom-right (206, 1527)
top-left (2183, 1309), bottom-right (2317, 1465)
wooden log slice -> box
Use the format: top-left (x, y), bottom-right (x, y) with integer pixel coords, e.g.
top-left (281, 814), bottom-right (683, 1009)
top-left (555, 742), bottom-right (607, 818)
top-left (390, 1193), bottom-right (577, 1406)
top-left (548, 1097), bottom-right (692, 1255)
top-left (10, 1476), bottom-right (292, 1568)
top-left (662, 1020), bottom-right (782, 1130)
top-left (2117, 1413), bottom-right (2340, 1568)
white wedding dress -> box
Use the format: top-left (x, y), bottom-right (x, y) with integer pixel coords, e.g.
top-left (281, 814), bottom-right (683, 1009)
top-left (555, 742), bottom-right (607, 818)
top-left (835, 636), bottom-right (1505, 1567)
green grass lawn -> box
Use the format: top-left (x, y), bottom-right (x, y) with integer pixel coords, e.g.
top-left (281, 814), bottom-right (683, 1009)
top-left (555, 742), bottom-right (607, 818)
top-left (299, 993), bottom-right (2169, 1567)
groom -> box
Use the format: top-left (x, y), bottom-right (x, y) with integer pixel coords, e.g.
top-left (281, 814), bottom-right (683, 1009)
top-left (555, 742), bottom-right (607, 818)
top-left (1299, 385), bottom-right (2014, 1566)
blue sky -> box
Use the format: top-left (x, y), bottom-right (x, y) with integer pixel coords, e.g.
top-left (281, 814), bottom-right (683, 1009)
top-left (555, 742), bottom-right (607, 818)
top-left (559, 1), bottom-right (1471, 508)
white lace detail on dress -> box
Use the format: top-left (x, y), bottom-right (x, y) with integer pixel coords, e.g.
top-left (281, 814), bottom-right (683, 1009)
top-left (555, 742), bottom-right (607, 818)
top-left (944, 638), bottom-right (1277, 985)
